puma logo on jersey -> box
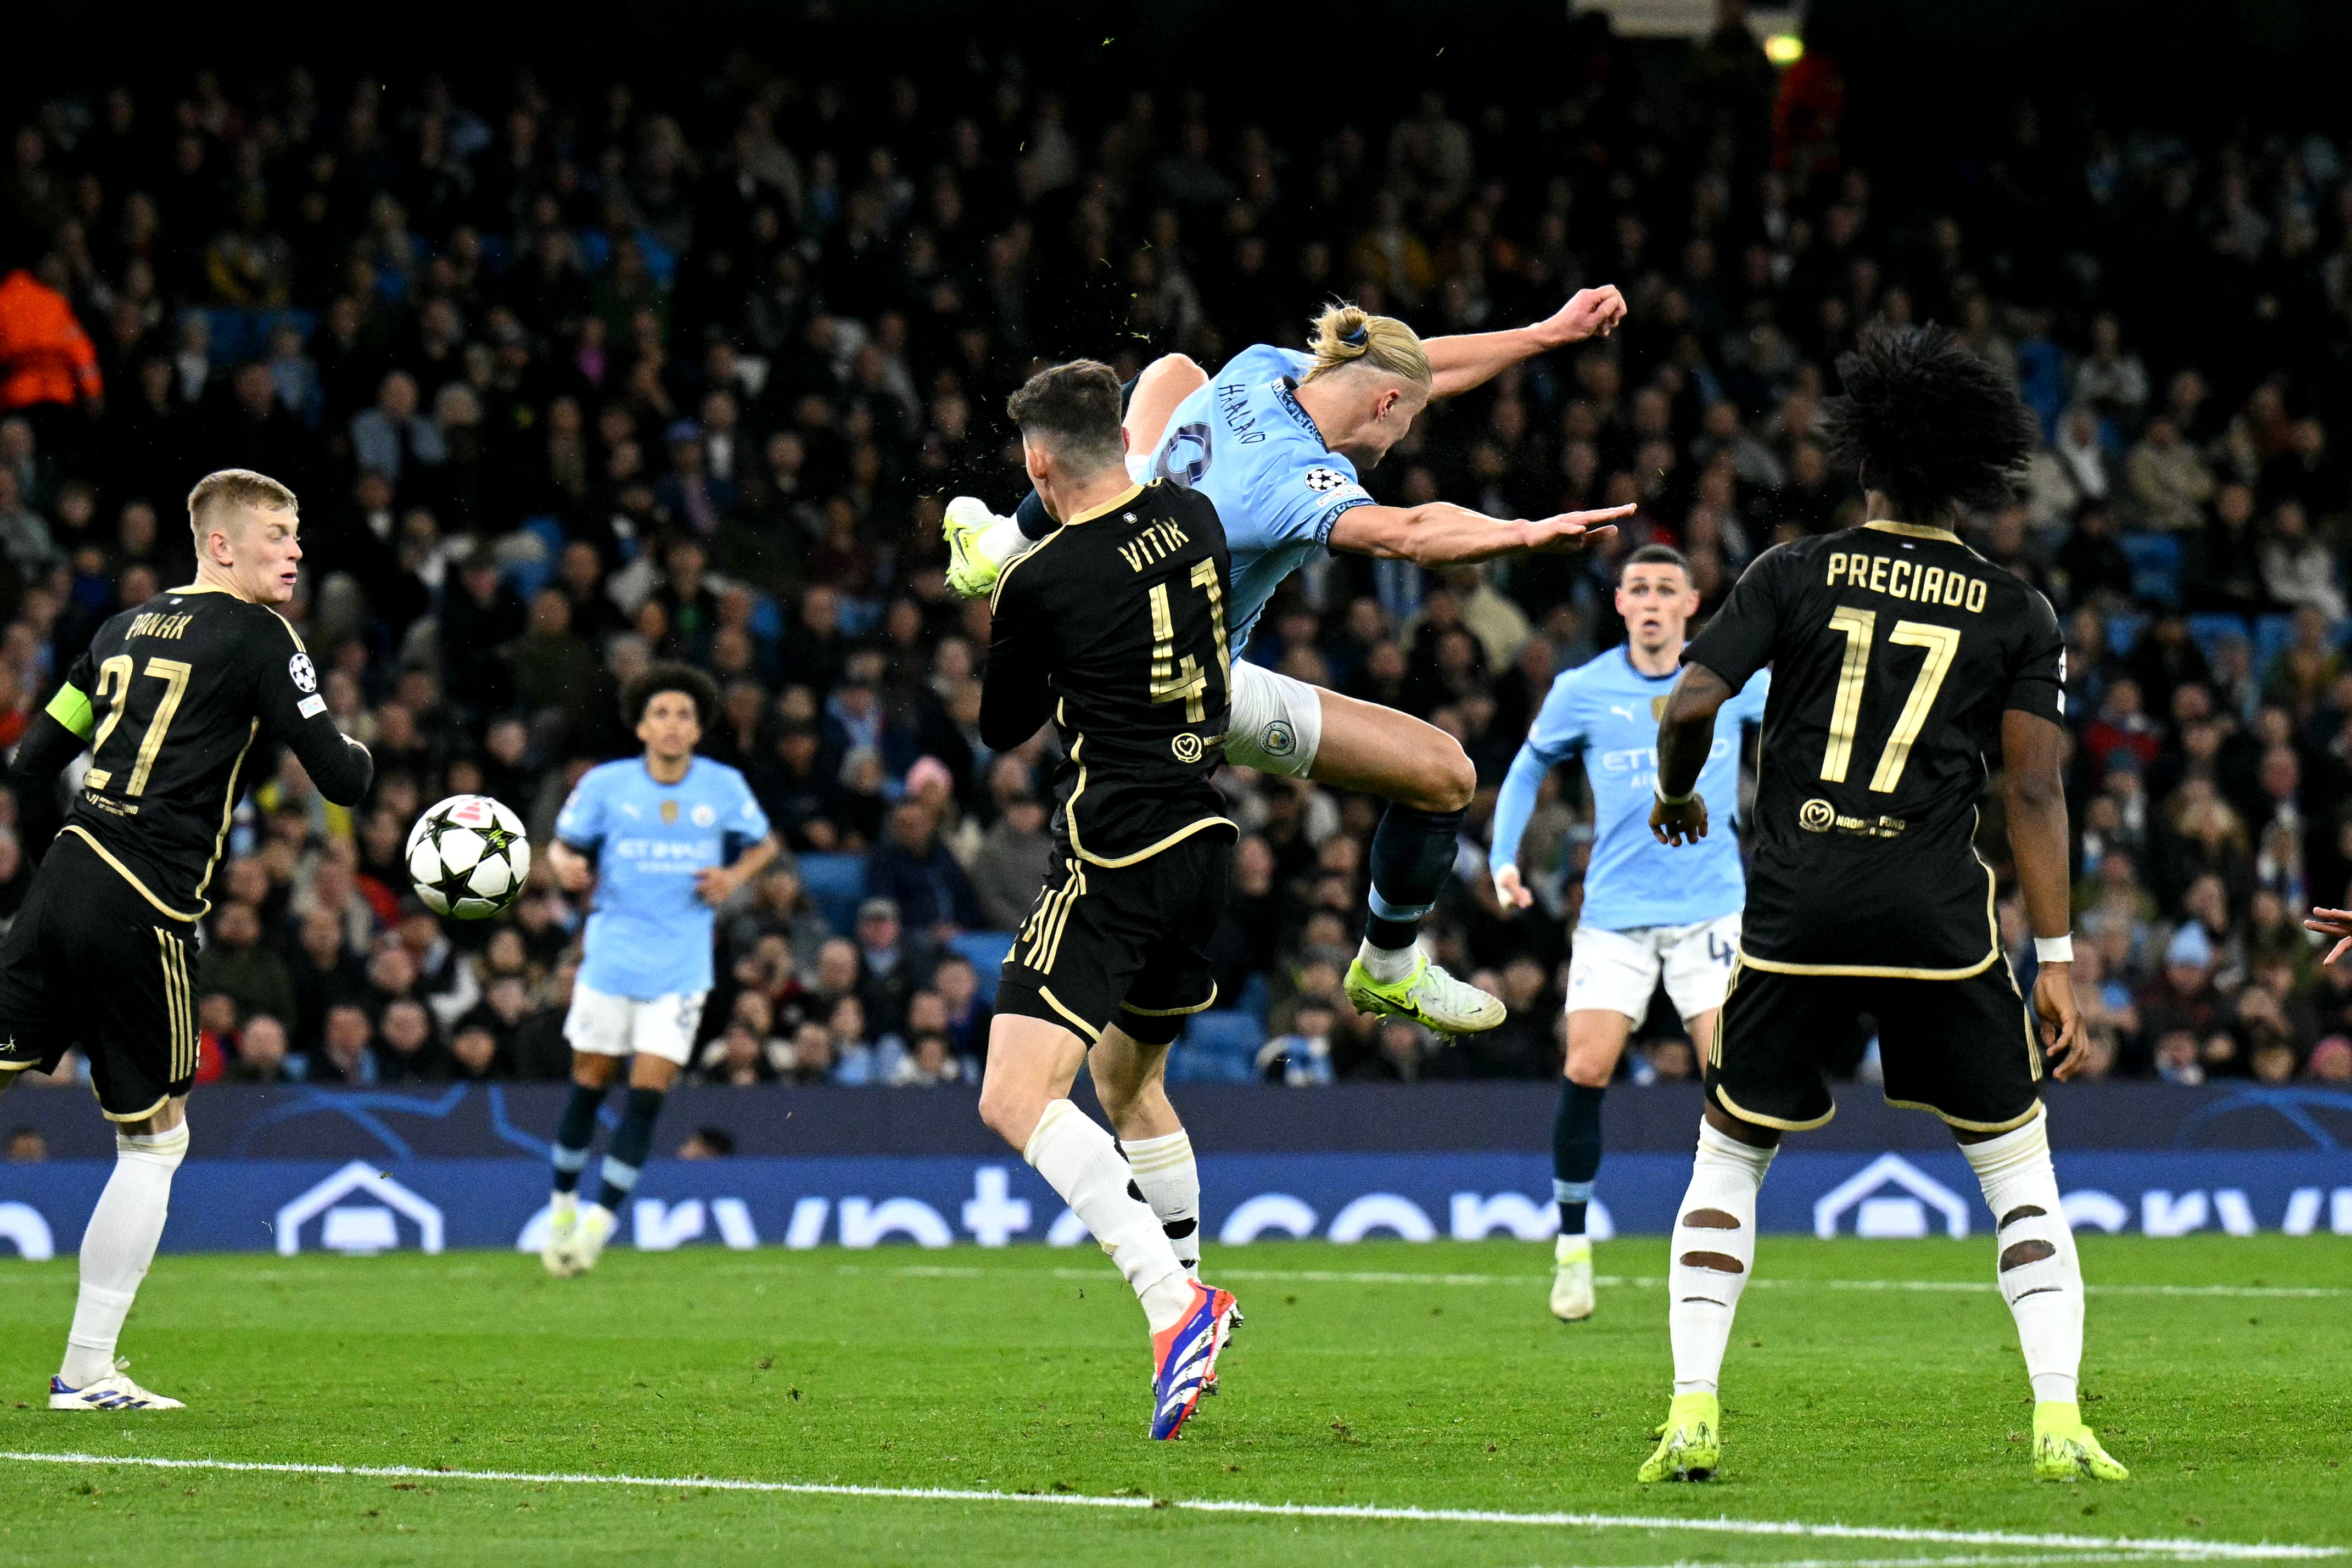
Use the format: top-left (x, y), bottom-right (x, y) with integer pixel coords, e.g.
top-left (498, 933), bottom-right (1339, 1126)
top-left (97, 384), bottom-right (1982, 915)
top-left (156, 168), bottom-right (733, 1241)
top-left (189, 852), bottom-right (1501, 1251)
top-left (128, 612), bottom-right (194, 641)
top-left (1608, 704), bottom-right (1639, 722)
top-left (1117, 518), bottom-right (1194, 574)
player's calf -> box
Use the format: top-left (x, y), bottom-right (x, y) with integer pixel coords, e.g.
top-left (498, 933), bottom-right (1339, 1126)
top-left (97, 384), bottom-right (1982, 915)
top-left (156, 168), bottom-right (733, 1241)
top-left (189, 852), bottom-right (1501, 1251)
top-left (1639, 1114), bottom-right (1774, 1479)
top-left (544, 1077), bottom-right (606, 1276)
top-left (1959, 1108), bottom-right (2125, 1481)
top-left (1550, 1045), bottom-right (1611, 1321)
top-left (55, 1122), bottom-right (188, 1402)
top-left (565, 1085), bottom-right (668, 1273)
top-left (1550, 1072), bottom-right (1603, 1324)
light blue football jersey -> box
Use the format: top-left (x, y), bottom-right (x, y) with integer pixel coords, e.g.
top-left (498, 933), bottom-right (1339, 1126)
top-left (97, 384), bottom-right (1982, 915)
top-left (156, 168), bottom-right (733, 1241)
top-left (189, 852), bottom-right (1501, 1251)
top-left (554, 756), bottom-right (770, 999)
top-left (1150, 343), bottom-right (1377, 655)
top-left (1491, 647), bottom-right (1769, 932)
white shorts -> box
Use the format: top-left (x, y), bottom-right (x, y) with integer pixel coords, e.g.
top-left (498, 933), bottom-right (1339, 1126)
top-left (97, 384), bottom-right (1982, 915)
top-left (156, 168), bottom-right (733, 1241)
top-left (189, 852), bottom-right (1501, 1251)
top-left (1566, 913), bottom-right (1741, 1024)
top-left (563, 983), bottom-right (709, 1067)
top-left (1224, 660), bottom-right (1324, 778)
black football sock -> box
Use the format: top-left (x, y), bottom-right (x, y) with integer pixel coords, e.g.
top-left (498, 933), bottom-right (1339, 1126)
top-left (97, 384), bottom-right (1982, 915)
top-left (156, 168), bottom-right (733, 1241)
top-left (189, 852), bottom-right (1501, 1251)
top-left (594, 1087), bottom-right (667, 1211)
top-left (552, 1083), bottom-right (605, 1196)
top-left (1015, 489), bottom-right (1055, 540)
top-left (1553, 1080), bottom-right (1606, 1235)
top-left (1363, 803), bottom-right (1468, 951)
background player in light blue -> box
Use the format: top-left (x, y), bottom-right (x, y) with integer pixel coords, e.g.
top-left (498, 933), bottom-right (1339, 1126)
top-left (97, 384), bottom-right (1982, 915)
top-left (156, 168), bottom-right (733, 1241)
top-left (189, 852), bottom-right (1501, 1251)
top-left (539, 663), bottom-right (777, 1276)
top-left (1489, 545), bottom-right (1768, 1321)
top-left (943, 295), bottom-right (1633, 1038)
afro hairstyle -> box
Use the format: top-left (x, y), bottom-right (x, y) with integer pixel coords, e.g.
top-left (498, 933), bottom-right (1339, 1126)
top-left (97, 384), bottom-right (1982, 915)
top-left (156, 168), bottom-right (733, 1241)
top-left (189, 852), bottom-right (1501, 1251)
top-left (1823, 321), bottom-right (2035, 519)
top-left (623, 661), bottom-right (719, 728)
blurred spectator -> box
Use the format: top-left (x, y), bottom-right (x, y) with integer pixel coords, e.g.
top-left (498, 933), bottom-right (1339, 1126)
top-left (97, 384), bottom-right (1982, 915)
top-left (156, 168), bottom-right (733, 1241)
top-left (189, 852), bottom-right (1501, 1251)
top-left (316, 1004), bottom-right (377, 1085)
top-left (231, 1014), bottom-right (297, 1084)
top-left (863, 799), bottom-right (981, 934)
top-left (200, 901), bottom-right (298, 1028)
top-left (0, 259), bottom-right (103, 418)
top-left (969, 783), bottom-right (1053, 932)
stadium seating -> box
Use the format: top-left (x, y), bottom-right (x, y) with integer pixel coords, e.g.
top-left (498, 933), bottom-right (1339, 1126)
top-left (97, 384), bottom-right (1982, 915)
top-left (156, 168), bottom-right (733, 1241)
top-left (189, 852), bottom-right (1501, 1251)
top-left (947, 931), bottom-right (1015, 1003)
top-left (2186, 612), bottom-right (2251, 670)
top-left (797, 854), bottom-right (867, 938)
top-left (1163, 1011), bottom-right (1264, 1084)
top-left (2102, 609), bottom-right (2144, 658)
top-left (2119, 534), bottom-right (2183, 608)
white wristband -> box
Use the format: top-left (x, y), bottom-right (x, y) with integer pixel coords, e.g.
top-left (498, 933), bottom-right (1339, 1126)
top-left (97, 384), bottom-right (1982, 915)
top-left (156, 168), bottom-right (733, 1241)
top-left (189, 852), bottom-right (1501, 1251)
top-left (2034, 935), bottom-right (2074, 964)
top-left (1654, 781), bottom-right (1695, 807)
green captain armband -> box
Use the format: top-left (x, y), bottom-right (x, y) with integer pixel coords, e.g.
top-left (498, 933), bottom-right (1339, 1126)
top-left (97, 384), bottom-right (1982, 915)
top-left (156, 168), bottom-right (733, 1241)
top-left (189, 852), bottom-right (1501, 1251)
top-left (45, 684), bottom-right (94, 741)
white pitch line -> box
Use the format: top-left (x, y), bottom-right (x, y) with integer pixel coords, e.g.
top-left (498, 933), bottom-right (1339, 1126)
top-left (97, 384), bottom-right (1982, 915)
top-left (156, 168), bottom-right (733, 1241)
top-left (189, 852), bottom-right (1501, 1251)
top-left (0, 1452), bottom-right (2336, 1561)
top-left (878, 1265), bottom-right (2350, 1300)
top-left (1566, 1558), bottom-right (2232, 1568)
top-left (1553, 1556), bottom-right (2227, 1568)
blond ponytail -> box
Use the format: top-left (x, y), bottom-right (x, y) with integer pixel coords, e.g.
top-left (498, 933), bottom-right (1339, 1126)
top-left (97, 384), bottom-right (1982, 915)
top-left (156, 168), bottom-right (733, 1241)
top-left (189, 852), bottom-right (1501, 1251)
top-left (1302, 302), bottom-right (1432, 387)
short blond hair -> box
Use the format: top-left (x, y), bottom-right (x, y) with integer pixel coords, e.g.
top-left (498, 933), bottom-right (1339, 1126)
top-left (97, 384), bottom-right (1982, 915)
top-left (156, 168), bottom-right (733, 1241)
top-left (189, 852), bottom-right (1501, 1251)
top-left (187, 468), bottom-right (298, 548)
top-left (1301, 303), bottom-right (1431, 387)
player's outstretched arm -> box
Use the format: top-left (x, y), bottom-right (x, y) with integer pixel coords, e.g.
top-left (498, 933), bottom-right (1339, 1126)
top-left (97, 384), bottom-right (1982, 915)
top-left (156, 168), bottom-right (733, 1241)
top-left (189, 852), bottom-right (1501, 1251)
top-left (2003, 708), bottom-right (2084, 1077)
top-left (1649, 663), bottom-right (1731, 847)
top-left (1328, 501), bottom-right (1631, 568)
top-left (2303, 905), bottom-right (2352, 964)
top-left (1423, 286), bottom-right (1628, 400)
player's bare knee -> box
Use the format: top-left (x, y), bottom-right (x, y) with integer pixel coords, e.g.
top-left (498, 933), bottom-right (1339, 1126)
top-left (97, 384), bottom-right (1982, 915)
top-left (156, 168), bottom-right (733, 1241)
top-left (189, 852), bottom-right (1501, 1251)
top-left (1564, 1057), bottom-right (1614, 1090)
top-left (1399, 742), bottom-right (1474, 813)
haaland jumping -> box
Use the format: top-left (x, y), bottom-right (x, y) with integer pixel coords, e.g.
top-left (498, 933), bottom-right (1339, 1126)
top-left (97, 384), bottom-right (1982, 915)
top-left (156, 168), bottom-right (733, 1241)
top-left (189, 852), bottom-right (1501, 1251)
top-left (945, 290), bottom-right (1631, 1038)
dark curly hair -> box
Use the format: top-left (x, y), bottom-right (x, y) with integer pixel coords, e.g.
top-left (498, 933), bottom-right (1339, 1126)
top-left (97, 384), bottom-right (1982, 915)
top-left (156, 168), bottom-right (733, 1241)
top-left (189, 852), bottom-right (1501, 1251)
top-left (623, 662), bottom-right (719, 728)
top-left (1823, 322), bottom-right (2035, 519)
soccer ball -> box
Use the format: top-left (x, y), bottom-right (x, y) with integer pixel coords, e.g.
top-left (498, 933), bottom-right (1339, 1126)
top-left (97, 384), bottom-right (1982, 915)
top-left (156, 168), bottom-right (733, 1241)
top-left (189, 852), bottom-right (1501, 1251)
top-left (406, 794), bottom-right (531, 920)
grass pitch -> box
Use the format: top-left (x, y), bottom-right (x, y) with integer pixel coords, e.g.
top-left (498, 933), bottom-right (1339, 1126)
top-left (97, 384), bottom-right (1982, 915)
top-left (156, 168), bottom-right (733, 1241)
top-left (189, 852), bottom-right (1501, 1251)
top-left (0, 1234), bottom-right (2344, 1566)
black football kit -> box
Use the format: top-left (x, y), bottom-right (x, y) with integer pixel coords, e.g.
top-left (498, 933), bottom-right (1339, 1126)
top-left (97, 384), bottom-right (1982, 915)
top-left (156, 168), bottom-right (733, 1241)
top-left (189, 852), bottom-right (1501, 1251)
top-left (1681, 520), bottom-right (2067, 1132)
top-left (983, 479), bottom-right (1236, 1046)
top-left (1, 585), bottom-right (373, 1118)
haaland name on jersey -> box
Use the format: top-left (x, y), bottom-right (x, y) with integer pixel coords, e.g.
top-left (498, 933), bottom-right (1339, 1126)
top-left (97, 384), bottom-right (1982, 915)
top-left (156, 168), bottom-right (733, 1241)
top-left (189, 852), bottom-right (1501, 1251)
top-left (555, 755), bottom-right (769, 999)
top-left (1496, 646), bottom-right (1768, 933)
top-left (1149, 343), bottom-right (1376, 656)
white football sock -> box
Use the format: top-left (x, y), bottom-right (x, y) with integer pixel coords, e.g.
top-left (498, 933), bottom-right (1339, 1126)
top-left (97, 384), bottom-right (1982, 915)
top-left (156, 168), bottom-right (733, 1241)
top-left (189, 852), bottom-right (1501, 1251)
top-left (60, 1123), bottom-right (188, 1387)
top-left (1025, 1101), bottom-right (1191, 1331)
top-left (1122, 1129), bottom-right (1201, 1277)
top-left (1354, 937), bottom-right (1418, 984)
top-left (1963, 1108), bottom-right (2083, 1405)
top-left (1667, 1119), bottom-right (1776, 1396)
top-left (977, 513), bottom-right (1038, 570)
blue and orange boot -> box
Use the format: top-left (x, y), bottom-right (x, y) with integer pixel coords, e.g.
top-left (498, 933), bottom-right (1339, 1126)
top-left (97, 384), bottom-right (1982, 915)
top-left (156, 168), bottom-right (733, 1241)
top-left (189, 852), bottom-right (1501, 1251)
top-left (1149, 1280), bottom-right (1239, 1440)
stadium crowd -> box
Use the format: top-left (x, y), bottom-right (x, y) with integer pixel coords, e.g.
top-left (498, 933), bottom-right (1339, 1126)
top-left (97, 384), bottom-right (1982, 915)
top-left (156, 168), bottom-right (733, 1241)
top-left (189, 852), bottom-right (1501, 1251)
top-left (3, 13), bottom-right (2352, 1094)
